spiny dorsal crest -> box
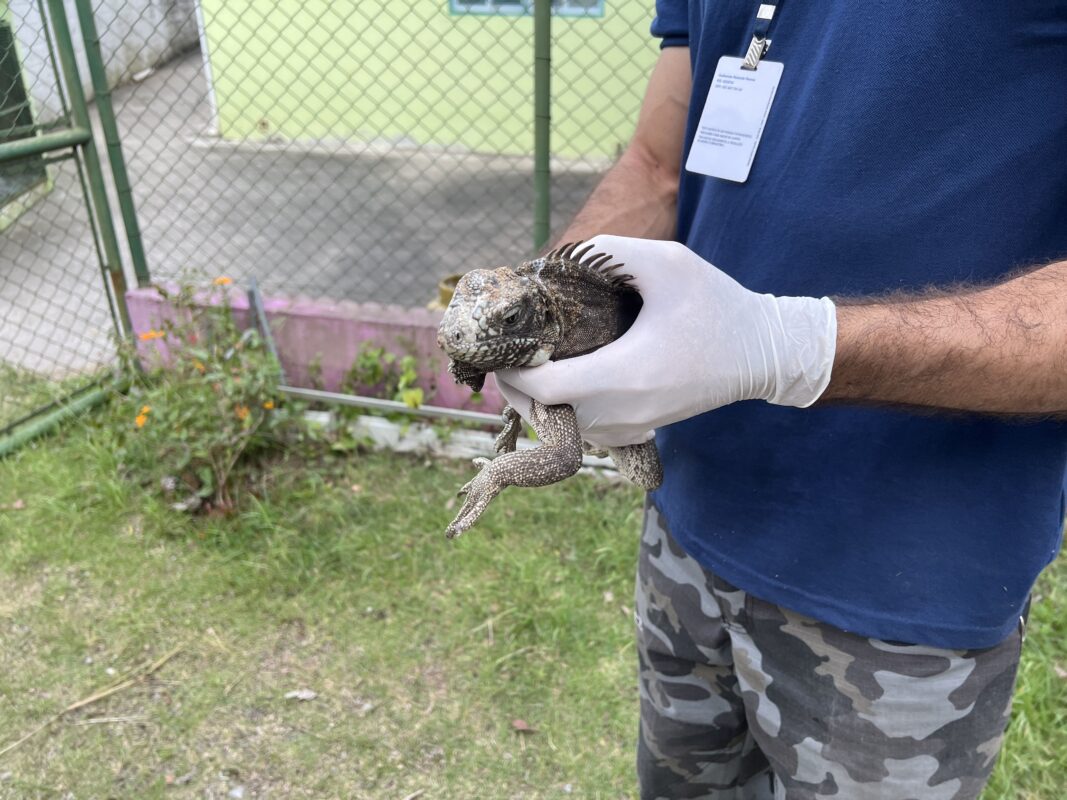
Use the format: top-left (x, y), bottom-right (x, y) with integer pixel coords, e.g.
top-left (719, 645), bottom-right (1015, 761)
top-left (539, 241), bottom-right (636, 290)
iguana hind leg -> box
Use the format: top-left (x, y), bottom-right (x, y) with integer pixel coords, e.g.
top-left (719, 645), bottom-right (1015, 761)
top-left (445, 401), bottom-right (583, 538)
top-left (607, 441), bottom-right (663, 490)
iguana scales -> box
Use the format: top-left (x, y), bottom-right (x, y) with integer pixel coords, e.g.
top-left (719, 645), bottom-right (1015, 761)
top-left (436, 241), bottom-right (663, 537)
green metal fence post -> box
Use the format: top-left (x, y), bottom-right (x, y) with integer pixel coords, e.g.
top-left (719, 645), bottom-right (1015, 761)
top-left (533, 0), bottom-right (551, 252)
top-left (44, 0), bottom-right (132, 334)
top-left (0, 126), bottom-right (89, 159)
top-left (0, 382), bottom-right (117, 458)
top-left (73, 0), bottom-right (150, 287)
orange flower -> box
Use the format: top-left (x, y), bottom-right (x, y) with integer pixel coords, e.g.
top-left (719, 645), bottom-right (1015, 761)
top-left (235, 405), bottom-right (250, 421)
top-left (262, 400), bottom-right (275, 410)
top-left (213, 276), bottom-right (233, 286)
top-left (138, 329), bottom-right (165, 341)
top-left (135, 413), bottom-right (148, 429)
top-left (193, 359), bottom-right (206, 373)
top-left (140, 405), bottom-right (151, 415)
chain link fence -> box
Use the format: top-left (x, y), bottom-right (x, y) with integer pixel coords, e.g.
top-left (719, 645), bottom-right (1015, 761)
top-left (99, 0), bottom-right (658, 303)
top-left (1, 0), bottom-right (658, 436)
top-left (0, 0), bottom-right (127, 432)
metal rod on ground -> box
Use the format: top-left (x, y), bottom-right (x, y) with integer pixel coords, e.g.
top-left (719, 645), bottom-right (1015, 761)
top-left (278, 386), bottom-right (502, 426)
top-left (44, 0), bottom-right (133, 336)
top-left (532, 0), bottom-right (551, 252)
top-left (73, 0), bottom-right (151, 287)
top-left (0, 383), bottom-right (116, 459)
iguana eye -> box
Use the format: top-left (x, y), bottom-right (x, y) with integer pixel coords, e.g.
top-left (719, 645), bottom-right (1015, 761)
top-left (501, 308), bottom-right (521, 326)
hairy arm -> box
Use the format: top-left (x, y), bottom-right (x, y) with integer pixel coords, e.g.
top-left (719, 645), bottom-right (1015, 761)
top-left (556, 47), bottom-right (691, 243)
top-left (536, 46), bottom-right (1067, 418)
top-left (823, 260), bottom-right (1067, 414)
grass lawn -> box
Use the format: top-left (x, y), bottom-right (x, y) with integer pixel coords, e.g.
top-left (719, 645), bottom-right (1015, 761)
top-left (0, 416), bottom-right (1063, 798)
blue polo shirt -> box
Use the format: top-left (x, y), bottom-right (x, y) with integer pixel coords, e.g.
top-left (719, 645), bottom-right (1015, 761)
top-left (650, 1), bottom-right (1067, 648)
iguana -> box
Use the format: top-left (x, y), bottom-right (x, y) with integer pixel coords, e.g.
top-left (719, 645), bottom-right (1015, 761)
top-left (436, 241), bottom-right (663, 538)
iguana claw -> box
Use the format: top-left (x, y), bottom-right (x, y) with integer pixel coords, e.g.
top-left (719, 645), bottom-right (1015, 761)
top-left (457, 457), bottom-right (491, 498)
top-left (446, 458), bottom-right (503, 538)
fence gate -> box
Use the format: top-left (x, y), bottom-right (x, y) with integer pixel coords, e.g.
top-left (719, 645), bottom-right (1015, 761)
top-left (0, 0), bottom-right (133, 453)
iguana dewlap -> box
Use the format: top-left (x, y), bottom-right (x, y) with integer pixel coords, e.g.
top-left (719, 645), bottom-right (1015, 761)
top-left (436, 241), bottom-right (663, 538)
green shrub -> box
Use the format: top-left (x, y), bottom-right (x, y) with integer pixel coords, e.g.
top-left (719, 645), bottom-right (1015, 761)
top-left (113, 280), bottom-right (315, 513)
top-left (342, 342), bottom-right (424, 409)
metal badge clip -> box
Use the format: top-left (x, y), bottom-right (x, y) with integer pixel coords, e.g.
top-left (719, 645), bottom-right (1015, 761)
top-left (740, 35), bottom-right (771, 70)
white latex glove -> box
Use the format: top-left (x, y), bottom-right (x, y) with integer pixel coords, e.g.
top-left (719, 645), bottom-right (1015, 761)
top-left (495, 235), bottom-right (837, 448)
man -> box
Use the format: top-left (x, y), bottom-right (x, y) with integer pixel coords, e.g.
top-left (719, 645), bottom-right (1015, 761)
top-left (497, 2), bottom-right (1067, 798)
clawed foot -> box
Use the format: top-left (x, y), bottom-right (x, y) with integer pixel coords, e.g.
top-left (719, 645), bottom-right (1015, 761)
top-left (445, 457), bottom-right (503, 539)
top-left (494, 406), bottom-right (522, 454)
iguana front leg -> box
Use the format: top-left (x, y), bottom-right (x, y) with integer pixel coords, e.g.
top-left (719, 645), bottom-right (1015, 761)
top-left (445, 401), bottom-right (583, 538)
top-left (494, 405), bottom-right (522, 454)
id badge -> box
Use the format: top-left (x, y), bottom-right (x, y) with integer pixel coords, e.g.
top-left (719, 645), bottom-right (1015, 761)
top-left (685, 56), bottom-right (783, 184)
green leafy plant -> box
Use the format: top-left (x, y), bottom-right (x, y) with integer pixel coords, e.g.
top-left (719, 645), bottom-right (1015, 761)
top-left (114, 280), bottom-right (315, 513)
top-left (394, 354), bottom-right (424, 409)
top-left (342, 343), bottom-right (425, 409)
top-left (306, 353), bottom-right (325, 390)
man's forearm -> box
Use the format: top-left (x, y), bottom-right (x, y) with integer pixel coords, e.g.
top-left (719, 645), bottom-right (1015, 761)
top-left (823, 260), bottom-right (1067, 414)
top-left (555, 47), bottom-right (690, 245)
top-left (556, 145), bottom-right (679, 243)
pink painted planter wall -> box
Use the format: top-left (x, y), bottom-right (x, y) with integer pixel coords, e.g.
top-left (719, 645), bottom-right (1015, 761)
top-left (125, 286), bottom-right (504, 414)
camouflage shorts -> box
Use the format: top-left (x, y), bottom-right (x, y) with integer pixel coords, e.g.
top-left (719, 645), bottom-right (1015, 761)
top-left (636, 503), bottom-right (1025, 800)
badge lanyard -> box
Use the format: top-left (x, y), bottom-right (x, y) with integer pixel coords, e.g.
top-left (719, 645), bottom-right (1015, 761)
top-left (684, 1), bottom-right (786, 183)
top-left (741, 2), bottom-right (782, 71)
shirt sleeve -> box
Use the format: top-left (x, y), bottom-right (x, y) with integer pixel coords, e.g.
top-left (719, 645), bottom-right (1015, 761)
top-left (650, 0), bottom-right (689, 49)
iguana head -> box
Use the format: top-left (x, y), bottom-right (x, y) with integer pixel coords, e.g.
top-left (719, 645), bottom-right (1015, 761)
top-left (437, 266), bottom-right (558, 391)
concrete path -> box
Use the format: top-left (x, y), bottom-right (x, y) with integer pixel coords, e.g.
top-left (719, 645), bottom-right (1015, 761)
top-left (112, 52), bottom-right (602, 302)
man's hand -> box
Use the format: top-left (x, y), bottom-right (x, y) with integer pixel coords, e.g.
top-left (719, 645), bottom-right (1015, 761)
top-left (496, 235), bottom-right (837, 447)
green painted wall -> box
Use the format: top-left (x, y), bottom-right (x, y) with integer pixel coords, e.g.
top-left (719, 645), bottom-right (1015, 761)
top-left (199, 1), bottom-right (658, 158)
